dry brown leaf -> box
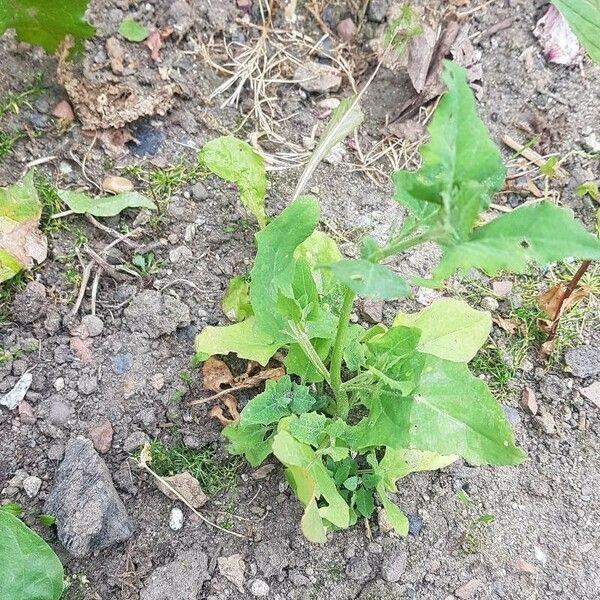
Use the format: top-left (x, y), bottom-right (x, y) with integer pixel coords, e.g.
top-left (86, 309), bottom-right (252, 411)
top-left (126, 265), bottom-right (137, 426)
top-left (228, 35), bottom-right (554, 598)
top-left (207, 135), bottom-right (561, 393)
top-left (156, 471), bottom-right (208, 509)
top-left (222, 394), bottom-right (240, 422)
top-left (251, 464), bottom-right (276, 480)
top-left (537, 283), bottom-right (588, 319)
top-left (407, 25), bottom-right (436, 93)
top-left (0, 217), bottom-right (47, 272)
top-left (209, 403), bottom-right (234, 427)
top-left (520, 387), bottom-right (538, 416)
top-left (493, 315), bottom-right (523, 335)
top-left (101, 176), bottom-right (134, 194)
top-left (202, 357), bottom-right (235, 393)
top-left (57, 37), bottom-right (175, 130)
top-left (145, 26), bottom-right (174, 63)
top-left (540, 338), bottom-right (556, 358)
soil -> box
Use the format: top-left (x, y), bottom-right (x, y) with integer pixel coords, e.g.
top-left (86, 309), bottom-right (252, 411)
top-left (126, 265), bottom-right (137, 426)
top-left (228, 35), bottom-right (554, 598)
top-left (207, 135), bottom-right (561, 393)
top-left (1, 1), bottom-right (599, 599)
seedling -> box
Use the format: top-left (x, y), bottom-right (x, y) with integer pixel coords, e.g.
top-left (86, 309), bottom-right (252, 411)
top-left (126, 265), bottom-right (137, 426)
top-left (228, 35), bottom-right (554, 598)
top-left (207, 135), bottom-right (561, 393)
top-left (130, 252), bottom-right (160, 278)
top-left (193, 61), bottom-right (600, 542)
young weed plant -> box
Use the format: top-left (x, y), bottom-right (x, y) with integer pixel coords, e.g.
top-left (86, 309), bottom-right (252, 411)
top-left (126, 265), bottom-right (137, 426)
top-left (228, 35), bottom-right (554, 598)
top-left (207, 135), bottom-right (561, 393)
top-left (193, 61), bottom-right (600, 542)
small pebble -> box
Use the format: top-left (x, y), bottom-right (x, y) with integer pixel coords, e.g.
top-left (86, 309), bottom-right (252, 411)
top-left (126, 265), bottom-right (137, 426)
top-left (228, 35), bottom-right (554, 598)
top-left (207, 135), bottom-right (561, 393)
top-left (169, 507), bottom-right (184, 531)
top-left (249, 579), bottom-right (270, 597)
top-left (23, 475), bottom-right (42, 498)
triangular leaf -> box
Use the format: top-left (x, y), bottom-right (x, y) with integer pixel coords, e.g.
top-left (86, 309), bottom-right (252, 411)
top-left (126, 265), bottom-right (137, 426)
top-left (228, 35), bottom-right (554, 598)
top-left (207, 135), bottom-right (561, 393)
top-left (59, 190), bottom-right (156, 217)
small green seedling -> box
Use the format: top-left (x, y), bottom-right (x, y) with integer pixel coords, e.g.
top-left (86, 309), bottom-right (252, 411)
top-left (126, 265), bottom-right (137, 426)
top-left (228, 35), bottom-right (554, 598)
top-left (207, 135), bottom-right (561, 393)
top-left (193, 62), bottom-right (600, 543)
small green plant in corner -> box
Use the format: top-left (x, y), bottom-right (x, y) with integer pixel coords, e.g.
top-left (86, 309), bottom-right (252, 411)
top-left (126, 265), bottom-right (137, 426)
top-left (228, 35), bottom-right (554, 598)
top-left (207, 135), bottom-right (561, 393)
top-left (193, 62), bottom-right (600, 543)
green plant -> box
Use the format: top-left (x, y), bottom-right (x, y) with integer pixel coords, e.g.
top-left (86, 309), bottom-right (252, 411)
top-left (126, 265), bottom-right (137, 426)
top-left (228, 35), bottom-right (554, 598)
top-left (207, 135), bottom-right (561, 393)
top-left (130, 252), bottom-right (160, 278)
top-left (0, 0), bottom-right (94, 53)
top-left (193, 61), bottom-right (600, 542)
top-left (0, 505), bottom-right (64, 599)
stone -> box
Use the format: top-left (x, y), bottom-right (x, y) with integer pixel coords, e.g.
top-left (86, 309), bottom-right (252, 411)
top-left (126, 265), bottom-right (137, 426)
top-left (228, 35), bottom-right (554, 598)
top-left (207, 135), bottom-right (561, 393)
top-left (367, 0), bottom-right (388, 23)
top-left (565, 345), bottom-right (600, 378)
top-left (358, 298), bottom-right (384, 324)
top-left (481, 296), bottom-right (499, 311)
top-left (534, 410), bottom-right (557, 434)
top-left (44, 437), bottom-right (134, 557)
top-left (492, 280), bottom-right (513, 297)
top-left (150, 373), bottom-right (165, 390)
top-left (455, 579), bottom-right (482, 599)
top-left (191, 182), bottom-right (208, 201)
top-left (124, 291), bottom-right (190, 338)
top-left (254, 539), bottom-right (289, 577)
top-left (539, 374), bottom-right (571, 401)
top-left (169, 245), bottom-right (193, 263)
top-left (77, 374), bottom-right (98, 395)
top-left (378, 507), bottom-right (394, 533)
top-left (218, 554), bottom-right (245, 593)
top-left (520, 386), bottom-right (538, 415)
top-left (48, 400), bottom-right (72, 425)
top-left (23, 475), bottom-right (42, 498)
top-left (336, 18), bottom-right (357, 42)
top-left (18, 400), bottom-right (37, 424)
top-left (358, 580), bottom-right (404, 599)
top-left (123, 430), bottom-right (149, 453)
top-left (512, 557), bottom-right (535, 574)
top-left (407, 513), bottom-right (423, 535)
top-left (1, 373), bottom-right (33, 410)
top-left (249, 579), bottom-right (269, 597)
top-left (294, 62), bottom-right (342, 93)
top-left (581, 381), bottom-right (600, 409)
top-left (80, 314), bottom-right (104, 337)
top-left (140, 549), bottom-right (209, 600)
top-left (169, 507), bottom-right (184, 531)
top-left (345, 556), bottom-right (373, 582)
top-left (90, 420), bottom-right (114, 454)
top-left (381, 548), bottom-right (407, 582)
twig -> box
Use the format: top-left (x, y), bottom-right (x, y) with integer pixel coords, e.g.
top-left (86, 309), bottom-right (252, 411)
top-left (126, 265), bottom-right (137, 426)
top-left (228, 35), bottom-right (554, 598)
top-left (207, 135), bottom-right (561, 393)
top-left (85, 215), bottom-right (138, 248)
top-left (90, 270), bottom-right (100, 316)
top-left (502, 135), bottom-right (568, 178)
top-left (70, 260), bottom-right (94, 317)
top-left (190, 384), bottom-right (251, 406)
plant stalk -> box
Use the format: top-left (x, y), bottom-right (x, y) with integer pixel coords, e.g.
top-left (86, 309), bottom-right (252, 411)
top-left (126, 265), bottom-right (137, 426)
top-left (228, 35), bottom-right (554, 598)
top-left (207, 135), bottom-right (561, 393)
top-left (329, 287), bottom-right (355, 419)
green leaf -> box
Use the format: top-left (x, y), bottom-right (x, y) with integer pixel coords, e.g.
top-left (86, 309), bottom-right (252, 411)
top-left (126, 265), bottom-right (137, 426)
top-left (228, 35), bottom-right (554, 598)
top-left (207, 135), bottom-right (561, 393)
top-left (37, 515), bottom-right (56, 527)
top-left (392, 61), bottom-right (505, 233)
top-left (223, 422), bottom-right (274, 467)
top-left (240, 376), bottom-right (318, 426)
top-left (343, 476), bottom-right (358, 491)
top-left (575, 181), bottom-right (599, 201)
top-left (351, 355), bottom-right (525, 466)
top-left (222, 275), bottom-right (253, 322)
top-left (0, 510), bottom-right (64, 600)
top-left (293, 96), bottom-right (364, 200)
top-left (118, 18), bottom-right (148, 42)
top-left (0, 502), bottom-right (21, 516)
top-left (288, 412), bottom-right (328, 446)
top-left (294, 230), bottom-right (343, 295)
top-left (392, 298), bottom-right (492, 362)
top-left (194, 317), bottom-right (281, 366)
top-left (199, 136), bottom-right (267, 227)
top-left (273, 430), bottom-right (352, 535)
top-left (376, 482), bottom-right (409, 536)
top-left (0, 0), bottom-right (95, 53)
top-left (378, 447), bottom-right (457, 491)
top-left (250, 196), bottom-right (320, 343)
top-left (343, 324), bottom-right (367, 372)
top-left (0, 171), bottom-right (46, 283)
top-left (552, 0), bottom-right (600, 64)
top-left (433, 201), bottom-right (600, 281)
top-left (322, 259), bottom-right (409, 299)
top-left (58, 190), bottom-right (156, 217)
top-left (354, 487), bottom-right (375, 518)
top-left (285, 338), bottom-right (332, 383)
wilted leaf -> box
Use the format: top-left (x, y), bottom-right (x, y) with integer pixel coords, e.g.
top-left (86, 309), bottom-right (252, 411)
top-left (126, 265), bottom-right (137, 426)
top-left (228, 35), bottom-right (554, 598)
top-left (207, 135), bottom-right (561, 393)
top-left (118, 18), bottom-right (149, 42)
top-left (58, 190), bottom-right (156, 217)
top-left (101, 176), bottom-right (134, 194)
top-left (534, 5), bottom-right (583, 65)
top-left (493, 315), bottom-right (523, 335)
top-left (537, 282), bottom-right (588, 319)
top-left (551, 0), bottom-right (600, 64)
top-left (0, 172), bottom-right (47, 283)
top-left (222, 276), bottom-right (253, 322)
top-left (202, 357), bottom-right (234, 393)
top-left (156, 471), bottom-right (208, 509)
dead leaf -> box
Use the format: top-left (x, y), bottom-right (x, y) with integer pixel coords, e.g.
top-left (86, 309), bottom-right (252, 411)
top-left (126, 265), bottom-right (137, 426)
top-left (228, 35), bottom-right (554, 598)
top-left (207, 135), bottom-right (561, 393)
top-left (534, 5), bottom-right (583, 66)
top-left (493, 315), bottom-right (523, 335)
top-left (145, 31), bottom-right (163, 62)
top-left (218, 554), bottom-right (245, 594)
top-left (202, 357), bottom-right (234, 393)
top-left (69, 336), bottom-right (93, 363)
top-left (520, 386), bottom-right (538, 415)
top-left (52, 100), bottom-right (75, 122)
top-left (580, 382), bottom-right (600, 409)
top-left (540, 338), bottom-right (556, 358)
top-left (407, 25), bottom-right (437, 93)
top-left (57, 37), bottom-right (175, 130)
top-left (0, 215), bottom-right (47, 274)
top-left (102, 175), bottom-right (134, 194)
top-left (251, 463), bottom-right (276, 480)
top-left (156, 471), bottom-right (208, 509)
top-left (537, 283), bottom-right (588, 320)
top-left (209, 403), bottom-right (234, 427)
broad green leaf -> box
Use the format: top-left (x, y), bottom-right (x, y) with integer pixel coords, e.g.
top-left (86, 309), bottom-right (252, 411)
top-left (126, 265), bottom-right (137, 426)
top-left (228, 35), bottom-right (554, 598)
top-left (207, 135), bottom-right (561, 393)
top-left (194, 316), bottom-right (280, 366)
top-left (393, 298), bottom-right (491, 362)
top-left (294, 230), bottom-right (343, 295)
top-left (433, 201), bottom-right (600, 281)
top-left (223, 422), bottom-right (274, 467)
top-left (552, 0), bottom-right (600, 64)
top-left (343, 324), bottom-right (367, 372)
top-left (0, 511), bottom-right (64, 600)
top-left (250, 196), bottom-right (320, 343)
top-left (199, 136), bottom-right (267, 227)
top-left (240, 377), bottom-right (318, 426)
top-left (222, 275), bottom-right (253, 322)
top-left (392, 61), bottom-right (505, 233)
top-left (288, 412), bottom-right (328, 446)
top-left (378, 448), bottom-right (457, 491)
top-left (322, 259), bottom-right (409, 299)
top-left (0, 171), bottom-right (46, 282)
top-left (118, 18), bottom-right (148, 42)
top-left (354, 487), bottom-right (375, 518)
top-left (293, 96), bottom-right (364, 201)
top-left (285, 338), bottom-right (332, 383)
top-left (58, 190), bottom-right (156, 217)
top-left (273, 430), bottom-right (352, 532)
top-left (301, 497), bottom-right (328, 543)
top-left (0, 0), bottom-right (95, 53)
top-left (351, 355), bottom-right (525, 466)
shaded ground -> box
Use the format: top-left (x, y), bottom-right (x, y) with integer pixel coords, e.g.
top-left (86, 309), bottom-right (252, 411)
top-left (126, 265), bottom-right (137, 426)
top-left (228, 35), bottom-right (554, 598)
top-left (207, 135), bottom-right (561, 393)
top-left (1, 1), bottom-right (599, 599)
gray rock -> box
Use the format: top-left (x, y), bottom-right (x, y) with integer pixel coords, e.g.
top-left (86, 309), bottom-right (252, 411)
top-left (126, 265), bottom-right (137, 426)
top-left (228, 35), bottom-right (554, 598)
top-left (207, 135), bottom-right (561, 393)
top-left (534, 410), bottom-right (557, 435)
top-left (345, 556), bottom-right (373, 582)
top-left (565, 345), bottom-right (600, 378)
top-left (112, 353), bottom-right (133, 375)
top-left (540, 374), bottom-right (571, 401)
top-left (381, 548), bottom-right (407, 582)
top-left (23, 475), bottom-right (42, 498)
top-left (48, 400), bottom-right (72, 425)
top-left (249, 579), bottom-right (270, 597)
top-left (358, 580), bottom-right (404, 599)
top-left (124, 291), bottom-right (190, 338)
top-left (191, 182), bottom-right (208, 201)
top-left (358, 298), bottom-right (384, 324)
top-left (80, 314), bottom-right (104, 337)
top-left (44, 437), bottom-right (133, 557)
top-left (481, 296), bottom-right (499, 311)
top-left (12, 281), bottom-right (46, 324)
top-left (254, 539), bottom-right (289, 577)
top-left (77, 374), bottom-right (98, 395)
top-left (140, 549), bottom-right (209, 600)
top-left (367, 0), bottom-right (388, 23)
top-left (123, 430), bottom-right (149, 453)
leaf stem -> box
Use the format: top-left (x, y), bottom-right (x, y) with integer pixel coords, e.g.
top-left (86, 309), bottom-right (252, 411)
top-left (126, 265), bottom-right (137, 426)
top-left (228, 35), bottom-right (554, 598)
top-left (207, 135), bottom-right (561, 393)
top-left (289, 322), bottom-right (331, 384)
top-left (329, 287), bottom-right (355, 419)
